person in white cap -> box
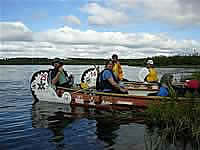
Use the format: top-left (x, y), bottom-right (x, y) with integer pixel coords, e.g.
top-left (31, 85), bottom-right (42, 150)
top-left (138, 59), bottom-right (158, 83)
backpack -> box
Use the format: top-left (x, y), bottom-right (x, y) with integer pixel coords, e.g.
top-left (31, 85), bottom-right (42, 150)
top-left (96, 71), bottom-right (103, 90)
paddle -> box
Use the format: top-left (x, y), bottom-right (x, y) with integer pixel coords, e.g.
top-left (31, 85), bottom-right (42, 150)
top-left (57, 85), bottom-right (95, 94)
top-left (72, 86), bottom-right (95, 94)
top-left (122, 81), bottom-right (159, 85)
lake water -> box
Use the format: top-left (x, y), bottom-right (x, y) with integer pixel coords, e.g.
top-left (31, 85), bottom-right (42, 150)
top-left (0, 65), bottom-right (199, 150)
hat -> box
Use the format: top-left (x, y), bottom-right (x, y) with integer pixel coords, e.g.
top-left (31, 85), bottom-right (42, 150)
top-left (160, 73), bottom-right (173, 84)
top-left (146, 59), bottom-right (154, 65)
top-left (112, 54), bottom-right (118, 59)
top-left (51, 58), bottom-right (63, 66)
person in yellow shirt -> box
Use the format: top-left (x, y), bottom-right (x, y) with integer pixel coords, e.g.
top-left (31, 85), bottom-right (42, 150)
top-left (112, 54), bottom-right (124, 81)
top-left (145, 59), bottom-right (158, 83)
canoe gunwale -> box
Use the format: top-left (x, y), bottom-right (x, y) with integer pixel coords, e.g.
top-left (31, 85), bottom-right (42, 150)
top-left (57, 87), bottom-right (200, 101)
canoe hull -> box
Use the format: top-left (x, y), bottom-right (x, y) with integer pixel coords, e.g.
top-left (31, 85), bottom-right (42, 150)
top-left (68, 89), bottom-right (159, 109)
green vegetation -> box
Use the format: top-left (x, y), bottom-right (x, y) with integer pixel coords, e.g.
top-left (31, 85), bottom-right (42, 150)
top-left (0, 57), bottom-right (106, 65)
top-left (144, 75), bottom-right (200, 149)
top-left (128, 55), bottom-right (200, 67)
top-left (145, 98), bottom-right (200, 149)
top-left (192, 72), bottom-right (200, 81)
top-left (0, 55), bottom-right (200, 67)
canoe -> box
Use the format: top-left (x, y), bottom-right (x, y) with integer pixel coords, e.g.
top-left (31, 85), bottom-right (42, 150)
top-left (123, 82), bottom-right (159, 96)
top-left (30, 70), bottom-right (158, 104)
top-left (30, 70), bottom-right (199, 110)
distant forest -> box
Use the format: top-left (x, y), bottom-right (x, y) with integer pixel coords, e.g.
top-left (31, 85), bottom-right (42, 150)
top-left (0, 55), bottom-right (200, 67)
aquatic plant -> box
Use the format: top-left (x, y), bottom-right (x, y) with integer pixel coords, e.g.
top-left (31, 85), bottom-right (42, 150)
top-left (144, 71), bottom-right (200, 149)
top-left (145, 97), bottom-right (200, 149)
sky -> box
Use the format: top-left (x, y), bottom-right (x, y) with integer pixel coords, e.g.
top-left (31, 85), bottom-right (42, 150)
top-left (0, 0), bottom-right (200, 59)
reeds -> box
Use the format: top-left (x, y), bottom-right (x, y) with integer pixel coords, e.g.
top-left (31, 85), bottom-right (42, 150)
top-left (145, 95), bottom-right (200, 149)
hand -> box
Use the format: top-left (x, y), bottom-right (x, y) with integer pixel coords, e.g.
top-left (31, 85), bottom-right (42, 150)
top-left (69, 74), bottom-right (74, 79)
top-left (120, 87), bottom-right (128, 93)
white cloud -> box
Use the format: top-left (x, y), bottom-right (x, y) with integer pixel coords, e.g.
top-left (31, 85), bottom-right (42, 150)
top-left (110, 0), bottom-right (200, 27)
top-left (81, 3), bottom-right (129, 26)
top-left (0, 22), bottom-right (33, 41)
top-left (63, 15), bottom-right (81, 25)
top-left (0, 22), bottom-right (200, 58)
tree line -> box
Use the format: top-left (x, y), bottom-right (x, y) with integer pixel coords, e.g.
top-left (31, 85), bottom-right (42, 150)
top-left (127, 55), bottom-right (200, 67)
top-left (0, 55), bottom-right (200, 67)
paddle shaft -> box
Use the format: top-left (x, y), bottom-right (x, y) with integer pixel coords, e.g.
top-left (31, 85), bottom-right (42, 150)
top-left (57, 86), bottom-right (95, 94)
top-left (72, 86), bottom-right (95, 94)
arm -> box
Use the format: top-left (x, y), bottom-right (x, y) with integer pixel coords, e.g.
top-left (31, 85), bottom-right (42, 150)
top-left (107, 77), bottom-right (120, 89)
top-left (107, 77), bottom-right (128, 93)
top-left (52, 71), bottom-right (62, 85)
top-left (103, 70), bottom-right (128, 92)
top-left (51, 66), bottom-right (63, 85)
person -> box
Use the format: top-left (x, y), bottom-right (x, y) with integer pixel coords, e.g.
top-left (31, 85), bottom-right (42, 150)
top-left (157, 73), bottom-right (174, 96)
top-left (148, 73), bottom-right (174, 96)
top-left (138, 59), bottom-right (158, 83)
top-left (111, 54), bottom-right (124, 81)
top-left (49, 58), bottom-right (74, 96)
top-left (96, 59), bottom-right (128, 94)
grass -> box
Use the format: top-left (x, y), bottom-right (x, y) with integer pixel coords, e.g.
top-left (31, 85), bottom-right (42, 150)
top-left (144, 76), bottom-right (200, 149)
top-left (145, 99), bottom-right (200, 149)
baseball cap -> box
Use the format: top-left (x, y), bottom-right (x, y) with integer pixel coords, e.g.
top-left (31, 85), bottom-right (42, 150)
top-left (51, 58), bottom-right (63, 66)
top-left (147, 59), bottom-right (154, 65)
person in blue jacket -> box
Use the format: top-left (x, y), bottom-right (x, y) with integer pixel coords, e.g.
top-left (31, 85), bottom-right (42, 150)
top-left (148, 73), bottom-right (174, 96)
top-left (157, 85), bottom-right (169, 96)
top-left (96, 59), bottom-right (128, 94)
top-left (157, 73), bottom-right (173, 96)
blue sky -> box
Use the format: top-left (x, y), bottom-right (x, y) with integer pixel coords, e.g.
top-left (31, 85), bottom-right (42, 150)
top-left (0, 0), bottom-right (200, 58)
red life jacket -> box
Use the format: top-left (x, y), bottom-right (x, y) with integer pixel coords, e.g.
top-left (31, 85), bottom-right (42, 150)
top-left (185, 80), bottom-right (200, 89)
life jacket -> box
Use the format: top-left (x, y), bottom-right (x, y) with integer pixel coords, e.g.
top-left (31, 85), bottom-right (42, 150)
top-left (96, 69), bottom-right (119, 91)
top-left (185, 80), bottom-right (200, 89)
top-left (157, 86), bottom-right (169, 96)
top-left (146, 68), bottom-right (158, 82)
top-left (112, 63), bottom-right (123, 81)
top-left (49, 69), bottom-right (71, 87)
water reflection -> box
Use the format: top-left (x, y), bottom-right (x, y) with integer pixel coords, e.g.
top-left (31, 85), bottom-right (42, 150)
top-left (96, 117), bottom-right (119, 147)
top-left (32, 102), bottom-right (75, 143)
top-left (31, 101), bottom-right (200, 150)
top-left (31, 102), bottom-right (145, 149)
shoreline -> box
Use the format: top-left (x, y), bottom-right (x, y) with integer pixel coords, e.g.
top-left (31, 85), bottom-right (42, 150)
top-left (0, 63), bottom-right (200, 68)
top-left (1, 55), bottom-right (200, 68)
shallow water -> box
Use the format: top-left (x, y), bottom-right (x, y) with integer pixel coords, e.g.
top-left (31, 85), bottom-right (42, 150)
top-left (0, 65), bottom-right (199, 150)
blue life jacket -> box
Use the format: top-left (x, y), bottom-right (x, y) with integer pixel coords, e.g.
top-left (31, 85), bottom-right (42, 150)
top-left (157, 86), bottom-right (169, 96)
top-left (96, 69), bottom-right (119, 91)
